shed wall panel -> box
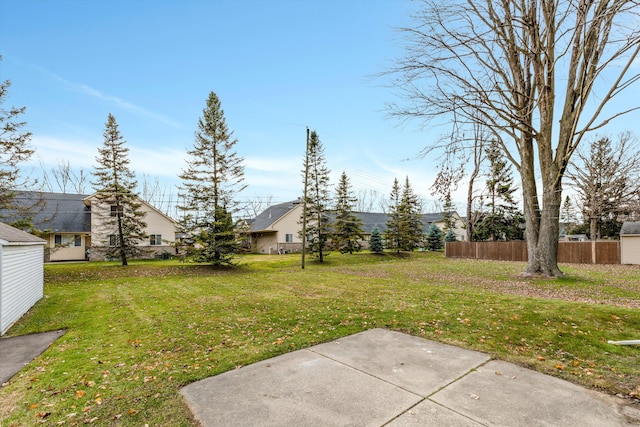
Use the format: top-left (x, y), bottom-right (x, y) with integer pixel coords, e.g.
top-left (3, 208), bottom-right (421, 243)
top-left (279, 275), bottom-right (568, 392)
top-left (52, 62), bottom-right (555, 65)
top-left (0, 245), bottom-right (44, 334)
top-left (621, 236), bottom-right (640, 265)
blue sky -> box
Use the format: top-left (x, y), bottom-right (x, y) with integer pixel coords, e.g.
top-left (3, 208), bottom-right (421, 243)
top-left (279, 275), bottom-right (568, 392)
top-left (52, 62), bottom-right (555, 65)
top-left (1, 0), bottom-right (449, 213)
top-left (2, 1), bottom-right (639, 217)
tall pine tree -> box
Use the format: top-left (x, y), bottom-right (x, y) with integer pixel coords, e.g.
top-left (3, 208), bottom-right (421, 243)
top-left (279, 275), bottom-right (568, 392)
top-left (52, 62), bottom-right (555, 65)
top-left (474, 140), bottom-right (524, 241)
top-left (300, 130), bottom-right (331, 262)
top-left (398, 176), bottom-right (423, 250)
top-left (332, 172), bottom-right (364, 254)
top-left (1, 56), bottom-right (36, 224)
top-left (92, 114), bottom-right (147, 265)
top-left (178, 91), bottom-right (246, 266)
top-left (384, 178), bottom-right (402, 253)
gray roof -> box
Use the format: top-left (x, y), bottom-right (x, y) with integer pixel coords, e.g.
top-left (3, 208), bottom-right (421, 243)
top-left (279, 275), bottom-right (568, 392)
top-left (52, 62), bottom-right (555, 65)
top-left (3, 192), bottom-right (91, 233)
top-left (249, 199), bottom-right (454, 235)
top-left (355, 212), bottom-right (452, 234)
top-left (0, 222), bottom-right (46, 244)
top-left (250, 200), bottom-right (302, 232)
top-left (620, 222), bottom-right (640, 236)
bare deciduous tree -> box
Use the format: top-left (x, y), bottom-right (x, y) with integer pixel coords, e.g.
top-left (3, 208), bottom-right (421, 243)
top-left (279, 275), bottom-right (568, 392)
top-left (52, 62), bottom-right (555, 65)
top-left (566, 132), bottom-right (640, 239)
top-left (388, 0), bottom-right (640, 276)
top-left (40, 159), bottom-right (89, 194)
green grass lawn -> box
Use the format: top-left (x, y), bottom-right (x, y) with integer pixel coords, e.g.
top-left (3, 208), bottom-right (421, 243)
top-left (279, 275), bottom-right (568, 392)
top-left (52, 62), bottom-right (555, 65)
top-left (1, 252), bottom-right (639, 426)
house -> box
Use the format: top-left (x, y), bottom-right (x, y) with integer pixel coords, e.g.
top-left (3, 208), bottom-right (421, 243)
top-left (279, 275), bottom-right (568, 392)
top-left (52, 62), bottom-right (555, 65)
top-left (84, 193), bottom-right (177, 261)
top-left (0, 222), bottom-right (46, 335)
top-left (3, 191), bottom-right (178, 262)
top-left (249, 200), bottom-right (304, 254)
top-left (620, 221), bottom-right (640, 265)
top-left (247, 200), bottom-right (466, 254)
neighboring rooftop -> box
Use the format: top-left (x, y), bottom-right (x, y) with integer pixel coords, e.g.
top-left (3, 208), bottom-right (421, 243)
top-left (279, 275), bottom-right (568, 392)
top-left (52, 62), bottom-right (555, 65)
top-left (2, 192), bottom-right (91, 233)
top-left (0, 222), bottom-right (46, 244)
top-left (620, 221), bottom-right (640, 235)
top-left (250, 200), bottom-right (302, 232)
top-left (249, 200), bottom-right (457, 234)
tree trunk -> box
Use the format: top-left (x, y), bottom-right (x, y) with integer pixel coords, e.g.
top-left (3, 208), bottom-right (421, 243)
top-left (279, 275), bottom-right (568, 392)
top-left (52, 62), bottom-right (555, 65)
top-left (522, 171), bottom-right (563, 277)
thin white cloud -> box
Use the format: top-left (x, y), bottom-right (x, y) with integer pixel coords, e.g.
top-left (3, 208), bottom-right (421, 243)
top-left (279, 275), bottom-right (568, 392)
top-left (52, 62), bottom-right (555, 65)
top-left (37, 66), bottom-right (183, 128)
top-left (28, 135), bottom-right (186, 185)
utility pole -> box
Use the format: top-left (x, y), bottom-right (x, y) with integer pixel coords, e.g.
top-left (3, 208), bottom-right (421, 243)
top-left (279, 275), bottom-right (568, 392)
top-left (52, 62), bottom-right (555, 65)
top-left (301, 127), bottom-right (310, 269)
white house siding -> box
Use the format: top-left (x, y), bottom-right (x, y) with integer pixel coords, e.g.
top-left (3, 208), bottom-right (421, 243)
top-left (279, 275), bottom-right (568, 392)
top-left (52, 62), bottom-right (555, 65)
top-left (1, 245), bottom-right (44, 334)
top-left (621, 235), bottom-right (640, 265)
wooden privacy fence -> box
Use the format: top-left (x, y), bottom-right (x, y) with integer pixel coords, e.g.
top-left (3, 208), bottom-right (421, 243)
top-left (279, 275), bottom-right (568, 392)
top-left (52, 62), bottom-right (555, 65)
top-left (445, 241), bottom-right (620, 264)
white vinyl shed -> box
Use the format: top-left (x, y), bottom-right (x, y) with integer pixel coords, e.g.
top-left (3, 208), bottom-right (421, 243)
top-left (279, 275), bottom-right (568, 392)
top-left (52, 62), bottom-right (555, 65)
top-left (0, 222), bottom-right (46, 335)
top-left (620, 222), bottom-right (640, 265)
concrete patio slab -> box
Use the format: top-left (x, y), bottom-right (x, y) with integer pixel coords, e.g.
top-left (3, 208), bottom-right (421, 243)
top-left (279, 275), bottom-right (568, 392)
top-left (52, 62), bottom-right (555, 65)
top-left (180, 328), bottom-right (640, 427)
top-left (181, 348), bottom-right (422, 427)
top-left (430, 360), bottom-right (633, 426)
top-left (311, 328), bottom-right (490, 396)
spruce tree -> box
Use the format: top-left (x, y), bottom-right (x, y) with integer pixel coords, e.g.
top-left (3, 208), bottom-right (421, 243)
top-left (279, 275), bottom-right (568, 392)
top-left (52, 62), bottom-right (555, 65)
top-left (384, 178), bottom-right (402, 253)
top-left (474, 140), bottom-right (523, 241)
top-left (0, 56), bottom-right (35, 223)
top-left (369, 225), bottom-right (384, 254)
top-left (425, 223), bottom-right (443, 251)
top-left (300, 130), bottom-right (331, 262)
top-left (441, 192), bottom-right (457, 231)
top-left (398, 176), bottom-right (423, 250)
top-left (332, 172), bottom-right (364, 254)
top-left (92, 114), bottom-right (147, 265)
top-left (178, 91), bottom-right (246, 266)
top-left (444, 228), bottom-right (457, 242)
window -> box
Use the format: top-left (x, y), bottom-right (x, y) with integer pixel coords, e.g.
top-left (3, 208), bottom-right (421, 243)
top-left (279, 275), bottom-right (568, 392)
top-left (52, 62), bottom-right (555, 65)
top-left (109, 235), bottom-right (117, 246)
top-left (110, 205), bottom-right (123, 217)
top-left (285, 233), bottom-right (293, 243)
top-left (54, 234), bottom-right (82, 247)
top-left (150, 234), bottom-right (162, 246)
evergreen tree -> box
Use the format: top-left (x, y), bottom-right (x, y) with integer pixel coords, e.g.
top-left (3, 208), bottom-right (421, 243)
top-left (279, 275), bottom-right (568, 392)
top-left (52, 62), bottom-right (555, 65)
top-left (178, 91), bottom-right (246, 266)
top-left (369, 225), bottom-right (384, 254)
top-left (384, 178), bottom-right (402, 253)
top-left (398, 176), bottom-right (423, 250)
top-left (92, 114), bottom-right (147, 265)
top-left (441, 192), bottom-right (457, 231)
top-left (474, 140), bottom-right (524, 241)
top-left (560, 195), bottom-right (579, 236)
top-left (444, 228), bottom-right (457, 242)
top-left (332, 172), bottom-right (364, 254)
top-left (0, 56), bottom-right (36, 225)
top-left (300, 130), bottom-right (331, 262)
top-left (425, 223), bottom-right (443, 251)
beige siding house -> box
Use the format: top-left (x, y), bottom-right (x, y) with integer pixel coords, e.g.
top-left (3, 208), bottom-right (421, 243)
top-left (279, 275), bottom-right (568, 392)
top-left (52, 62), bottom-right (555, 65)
top-left (249, 200), bottom-right (304, 254)
top-left (86, 194), bottom-right (177, 260)
top-left (247, 200), bottom-right (466, 253)
top-left (6, 192), bottom-right (177, 262)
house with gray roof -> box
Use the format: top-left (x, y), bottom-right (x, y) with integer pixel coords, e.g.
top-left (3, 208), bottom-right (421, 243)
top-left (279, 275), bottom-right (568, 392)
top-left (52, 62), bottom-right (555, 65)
top-left (247, 200), bottom-right (466, 254)
top-left (620, 221), bottom-right (640, 265)
top-left (3, 191), bottom-right (178, 262)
